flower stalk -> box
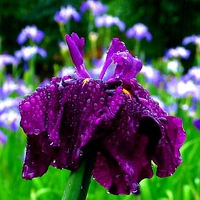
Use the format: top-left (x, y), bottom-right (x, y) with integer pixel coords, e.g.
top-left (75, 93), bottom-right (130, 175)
top-left (62, 150), bottom-right (96, 200)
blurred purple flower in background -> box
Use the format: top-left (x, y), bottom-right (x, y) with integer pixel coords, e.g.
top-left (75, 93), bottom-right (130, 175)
top-left (0, 130), bottom-right (7, 145)
top-left (0, 109), bottom-right (21, 131)
top-left (54, 6), bottom-right (81, 24)
top-left (15, 46), bottom-right (47, 61)
top-left (89, 54), bottom-right (114, 79)
top-left (164, 46), bottom-right (190, 59)
top-left (81, 0), bottom-right (107, 16)
top-left (58, 66), bottom-right (75, 77)
top-left (166, 60), bottom-right (180, 74)
top-left (17, 25), bottom-right (44, 45)
top-left (59, 41), bottom-right (69, 52)
top-left (0, 54), bottom-right (19, 68)
top-left (0, 76), bottom-right (31, 98)
top-left (0, 76), bottom-right (31, 132)
top-left (95, 14), bottom-right (125, 31)
top-left (140, 64), bottom-right (164, 86)
top-left (19, 33), bottom-right (185, 195)
top-left (126, 23), bottom-right (152, 41)
top-left (166, 77), bottom-right (200, 99)
top-left (183, 66), bottom-right (200, 84)
top-left (194, 119), bottom-right (200, 131)
top-left (182, 35), bottom-right (200, 45)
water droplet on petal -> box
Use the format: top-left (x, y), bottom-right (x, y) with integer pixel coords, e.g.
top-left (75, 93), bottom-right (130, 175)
top-left (115, 174), bottom-right (120, 179)
top-left (86, 99), bottom-right (91, 104)
top-left (24, 102), bottom-right (31, 109)
top-left (158, 117), bottom-right (167, 122)
top-left (50, 84), bottom-right (56, 91)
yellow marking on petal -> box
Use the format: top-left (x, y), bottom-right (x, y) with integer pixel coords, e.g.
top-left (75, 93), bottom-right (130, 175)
top-left (82, 78), bottom-right (90, 87)
top-left (122, 88), bottom-right (132, 100)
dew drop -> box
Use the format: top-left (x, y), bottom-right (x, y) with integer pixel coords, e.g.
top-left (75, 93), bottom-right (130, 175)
top-left (158, 117), bottom-right (167, 122)
top-left (115, 174), bottom-right (120, 179)
top-left (86, 99), bottom-right (91, 104)
top-left (95, 84), bottom-right (100, 89)
top-left (50, 84), bottom-right (56, 91)
top-left (24, 102), bottom-right (31, 109)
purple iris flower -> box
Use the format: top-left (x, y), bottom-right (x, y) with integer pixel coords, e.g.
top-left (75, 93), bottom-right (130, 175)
top-left (182, 35), bottom-right (200, 45)
top-left (0, 108), bottom-right (21, 131)
top-left (95, 14), bottom-right (125, 31)
top-left (81, 0), bottom-right (107, 16)
top-left (15, 46), bottom-right (47, 61)
top-left (194, 119), bottom-right (200, 131)
top-left (0, 130), bottom-right (7, 145)
top-left (0, 76), bottom-right (31, 98)
top-left (54, 6), bottom-right (81, 24)
top-left (0, 54), bottom-right (18, 69)
top-left (17, 25), bottom-right (44, 45)
top-left (126, 23), bottom-right (152, 41)
top-left (166, 77), bottom-right (200, 99)
top-left (0, 76), bottom-right (31, 132)
top-left (19, 33), bottom-right (185, 195)
top-left (183, 66), bottom-right (200, 84)
top-left (140, 64), bottom-right (163, 86)
top-left (164, 47), bottom-right (190, 59)
top-left (58, 66), bottom-right (76, 77)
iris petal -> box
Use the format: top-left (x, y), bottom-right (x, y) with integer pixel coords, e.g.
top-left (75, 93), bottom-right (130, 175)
top-left (65, 33), bottom-right (90, 78)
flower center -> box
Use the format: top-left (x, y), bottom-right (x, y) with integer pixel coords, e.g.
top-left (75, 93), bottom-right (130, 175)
top-left (122, 88), bottom-right (132, 99)
top-left (82, 78), bottom-right (91, 87)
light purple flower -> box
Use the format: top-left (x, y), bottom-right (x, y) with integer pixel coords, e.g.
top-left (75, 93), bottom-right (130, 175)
top-left (58, 66), bottom-right (76, 77)
top-left (54, 6), bottom-right (81, 24)
top-left (81, 0), bottom-right (107, 16)
top-left (166, 77), bottom-right (200, 99)
top-left (140, 64), bottom-right (163, 86)
top-left (0, 76), bottom-right (31, 98)
top-left (164, 47), bottom-right (190, 59)
top-left (19, 33), bottom-right (185, 195)
top-left (167, 60), bottom-right (180, 73)
top-left (182, 35), bottom-right (200, 45)
top-left (89, 52), bottom-right (114, 79)
top-left (15, 46), bottom-right (47, 61)
top-left (17, 25), bottom-right (44, 45)
top-left (194, 119), bottom-right (200, 131)
top-left (184, 66), bottom-right (200, 84)
top-left (126, 23), bottom-right (152, 41)
top-left (0, 108), bottom-right (21, 131)
top-left (0, 54), bottom-right (18, 69)
top-left (95, 14), bottom-right (125, 31)
top-left (0, 130), bottom-right (7, 145)
top-left (0, 77), bottom-right (31, 132)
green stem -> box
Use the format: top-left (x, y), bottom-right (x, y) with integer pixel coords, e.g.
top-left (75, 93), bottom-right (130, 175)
top-left (61, 154), bottom-right (94, 200)
top-left (134, 40), bottom-right (141, 57)
top-left (62, 160), bottom-right (86, 200)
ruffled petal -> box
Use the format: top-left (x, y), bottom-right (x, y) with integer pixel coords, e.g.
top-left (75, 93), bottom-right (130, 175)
top-left (22, 133), bottom-right (55, 179)
top-left (20, 77), bottom-right (125, 179)
top-left (92, 79), bottom-right (185, 195)
top-left (19, 87), bottom-right (48, 135)
top-left (153, 116), bottom-right (186, 177)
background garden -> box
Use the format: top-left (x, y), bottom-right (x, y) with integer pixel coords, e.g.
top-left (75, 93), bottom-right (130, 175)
top-left (1, 0), bottom-right (200, 199)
